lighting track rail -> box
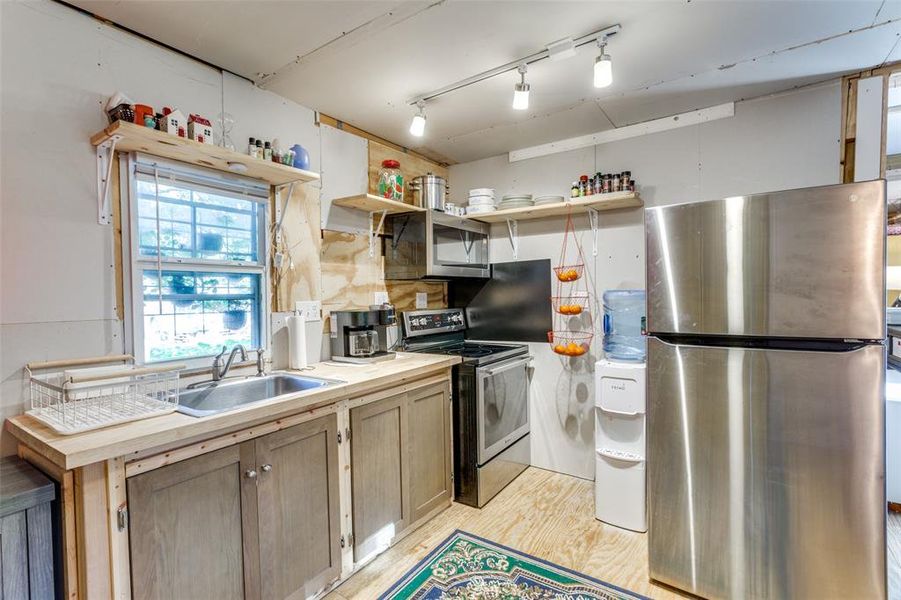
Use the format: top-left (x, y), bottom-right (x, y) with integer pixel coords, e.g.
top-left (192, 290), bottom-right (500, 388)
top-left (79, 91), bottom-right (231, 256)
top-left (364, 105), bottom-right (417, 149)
top-left (408, 23), bottom-right (621, 106)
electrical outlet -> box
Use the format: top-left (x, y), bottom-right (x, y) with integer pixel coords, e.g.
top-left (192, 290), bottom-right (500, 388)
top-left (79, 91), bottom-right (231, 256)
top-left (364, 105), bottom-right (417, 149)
top-left (373, 291), bottom-right (389, 305)
top-left (294, 300), bottom-right (322, 322)
top-left (416, 292), bottom-right (428, 309)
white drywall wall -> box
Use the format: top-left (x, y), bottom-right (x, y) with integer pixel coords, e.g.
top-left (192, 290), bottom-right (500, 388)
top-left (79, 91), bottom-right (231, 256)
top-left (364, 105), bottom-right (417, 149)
top-left (0, 1), bottom-right (322, 454)
top-left (449, 83), bottom-right (842, 479)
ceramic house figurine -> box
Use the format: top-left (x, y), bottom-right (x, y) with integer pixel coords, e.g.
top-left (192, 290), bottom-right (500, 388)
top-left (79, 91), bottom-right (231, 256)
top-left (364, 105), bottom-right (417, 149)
top-left (160, 107), bottom-right (186, 138)
top-left (188, 114), bottom-right (213, 144)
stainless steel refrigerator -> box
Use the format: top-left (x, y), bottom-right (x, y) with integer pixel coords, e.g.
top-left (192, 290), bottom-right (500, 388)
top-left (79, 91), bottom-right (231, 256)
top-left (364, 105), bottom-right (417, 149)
top-left (645, 181), bottom-right (887, 600)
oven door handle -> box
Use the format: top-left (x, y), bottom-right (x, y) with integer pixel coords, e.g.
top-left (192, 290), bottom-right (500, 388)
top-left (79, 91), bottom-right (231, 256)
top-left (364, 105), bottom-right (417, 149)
top-left (478, 355), bottom-right (532, 377)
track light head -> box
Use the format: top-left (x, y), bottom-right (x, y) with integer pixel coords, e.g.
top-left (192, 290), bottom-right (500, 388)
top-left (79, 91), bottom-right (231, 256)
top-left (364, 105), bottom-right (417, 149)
top-left (410, 101), bottom-right (426, 137)
top-left (594, 38), bottom-right (612, 88)
top-left (513, 64), bottom-right (530, 110)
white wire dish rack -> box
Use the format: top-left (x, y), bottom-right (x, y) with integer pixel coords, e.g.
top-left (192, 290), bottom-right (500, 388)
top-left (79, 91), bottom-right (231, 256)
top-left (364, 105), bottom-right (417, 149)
top-left (25, 354), bottom-right (185, 435)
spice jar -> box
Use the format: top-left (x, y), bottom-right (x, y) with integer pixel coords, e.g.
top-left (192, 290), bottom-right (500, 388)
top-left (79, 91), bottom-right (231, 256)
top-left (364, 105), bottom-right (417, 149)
top-left (602, 174), bottom-right (612, 194)
top-left (621, 171), bottom-right (632, 191)
top-left (571, 181), bottom-right (580, 198)
top-left (579, 175), bottom-right (589, 196)
top-left (377, 160), bottom-right (404, 201)
top-left (594, 173), bottom-right (604, 195)
top-left (612, 172), bottom-right (622, 192)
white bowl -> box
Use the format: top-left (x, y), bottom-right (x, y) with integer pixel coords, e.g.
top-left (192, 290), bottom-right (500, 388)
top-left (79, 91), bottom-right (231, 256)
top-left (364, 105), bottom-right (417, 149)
top-left (468, 196), bottom-right (496, 206)
top-left (469, 188), bottom-right (495, 197)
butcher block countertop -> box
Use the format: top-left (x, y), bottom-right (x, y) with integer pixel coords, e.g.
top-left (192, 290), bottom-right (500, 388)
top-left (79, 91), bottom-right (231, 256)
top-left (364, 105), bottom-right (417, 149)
top-left (6, 352), bottom-right (459, 471)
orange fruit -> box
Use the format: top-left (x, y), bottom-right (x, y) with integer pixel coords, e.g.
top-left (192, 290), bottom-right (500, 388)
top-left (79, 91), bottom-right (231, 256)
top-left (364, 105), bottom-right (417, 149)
top-left (569, 305), bottom-right (582, 315)
top-left (566, 342), bottom-right (579, 355)
top-left (554, 344), bottom-right (566, 355)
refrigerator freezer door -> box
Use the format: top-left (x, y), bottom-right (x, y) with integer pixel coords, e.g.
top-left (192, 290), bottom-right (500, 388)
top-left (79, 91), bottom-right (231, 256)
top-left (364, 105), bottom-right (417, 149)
top-left (647, 337), bottom-right (885, 600)
top-left (645, 181), bottom-right (886, 339)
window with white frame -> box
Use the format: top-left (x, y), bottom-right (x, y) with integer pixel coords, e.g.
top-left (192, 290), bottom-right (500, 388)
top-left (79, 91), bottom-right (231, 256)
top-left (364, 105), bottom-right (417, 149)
top-left (122, 154), bottom-right (269, 365)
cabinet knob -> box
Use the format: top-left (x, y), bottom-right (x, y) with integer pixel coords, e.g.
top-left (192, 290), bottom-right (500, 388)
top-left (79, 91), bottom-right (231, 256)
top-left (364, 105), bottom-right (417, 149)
top-left (261, 464), bottom-right (272, 473)
top-left (244, 469), bottom-right (257, 479)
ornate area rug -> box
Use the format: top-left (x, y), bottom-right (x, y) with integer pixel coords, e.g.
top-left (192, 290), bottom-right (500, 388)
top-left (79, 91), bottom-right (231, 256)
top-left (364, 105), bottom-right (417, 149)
top-left (379, 530), bottom-right (648, 599)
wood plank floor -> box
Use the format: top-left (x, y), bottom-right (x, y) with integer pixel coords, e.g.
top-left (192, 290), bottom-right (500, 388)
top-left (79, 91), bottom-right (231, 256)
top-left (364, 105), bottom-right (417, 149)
top-left (330, 467), bottom-right (686, 599)
top-left (331, 468), bottom-right (901, 600)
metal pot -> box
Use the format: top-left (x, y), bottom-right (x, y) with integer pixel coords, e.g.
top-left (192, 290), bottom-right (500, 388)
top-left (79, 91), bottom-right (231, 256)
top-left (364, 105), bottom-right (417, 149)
top-left (409, 173), bottom-right (448, 210)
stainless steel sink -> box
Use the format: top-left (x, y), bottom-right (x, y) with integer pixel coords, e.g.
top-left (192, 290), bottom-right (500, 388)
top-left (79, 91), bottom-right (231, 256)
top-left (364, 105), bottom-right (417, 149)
top-left (176, 373), bottom-right (342, 417)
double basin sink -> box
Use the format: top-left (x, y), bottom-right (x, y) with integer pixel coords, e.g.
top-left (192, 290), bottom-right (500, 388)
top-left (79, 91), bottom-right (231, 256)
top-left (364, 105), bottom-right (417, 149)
top-left (176, 373), bottom-right (342, 417)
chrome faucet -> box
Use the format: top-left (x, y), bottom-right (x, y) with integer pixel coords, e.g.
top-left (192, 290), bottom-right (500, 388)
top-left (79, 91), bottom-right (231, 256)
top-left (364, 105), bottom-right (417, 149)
top-left (255, 348), bottom-right (266, 377)
top-left (212, 344), bottom-right (248, 381)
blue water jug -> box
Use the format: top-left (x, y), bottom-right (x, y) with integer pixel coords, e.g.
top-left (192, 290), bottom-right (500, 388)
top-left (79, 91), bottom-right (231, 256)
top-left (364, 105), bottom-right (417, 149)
top-left (602, 289), bottom-right (646, 362)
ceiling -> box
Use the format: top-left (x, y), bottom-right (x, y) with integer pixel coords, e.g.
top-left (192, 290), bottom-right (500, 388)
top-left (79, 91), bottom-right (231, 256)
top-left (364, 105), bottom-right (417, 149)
top-left (71, 0), bottom-right (901, 164)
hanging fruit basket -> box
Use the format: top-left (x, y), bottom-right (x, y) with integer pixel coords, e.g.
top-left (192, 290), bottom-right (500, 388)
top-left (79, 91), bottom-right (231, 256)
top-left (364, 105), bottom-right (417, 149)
top-left (551, 293), bottom-right (590, 315)
top-left (550, 211), bottom-right (594, 359)
top-left (553, 264), bottom-right (584, 282)
top-left (548, 331), bottom-right (593, 356)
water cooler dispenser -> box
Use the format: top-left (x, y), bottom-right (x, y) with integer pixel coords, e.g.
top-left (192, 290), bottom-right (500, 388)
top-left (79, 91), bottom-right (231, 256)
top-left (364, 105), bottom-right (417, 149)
top-left (595, 289), bottom-right (647, 532)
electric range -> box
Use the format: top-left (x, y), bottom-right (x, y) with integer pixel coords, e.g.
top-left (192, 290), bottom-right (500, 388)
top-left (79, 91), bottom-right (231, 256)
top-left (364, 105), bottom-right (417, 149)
top-left (401, 308), bottom-right (531, 507)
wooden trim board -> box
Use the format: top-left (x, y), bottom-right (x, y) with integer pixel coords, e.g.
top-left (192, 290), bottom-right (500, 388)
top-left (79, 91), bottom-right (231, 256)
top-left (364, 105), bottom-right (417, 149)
top-left (332, 194), bottom-right (424, 215)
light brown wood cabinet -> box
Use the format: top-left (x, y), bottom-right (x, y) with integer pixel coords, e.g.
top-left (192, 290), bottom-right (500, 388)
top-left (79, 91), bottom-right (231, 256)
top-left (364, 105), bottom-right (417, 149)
top-left (127, 414), bottom-right (341, 600)
top-left (350, 382), bottom-right (451, 561)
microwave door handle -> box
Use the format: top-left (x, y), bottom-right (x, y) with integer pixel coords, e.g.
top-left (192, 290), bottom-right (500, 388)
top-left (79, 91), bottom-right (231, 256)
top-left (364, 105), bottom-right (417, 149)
top-left (459, 230), bottom-right (475, 262)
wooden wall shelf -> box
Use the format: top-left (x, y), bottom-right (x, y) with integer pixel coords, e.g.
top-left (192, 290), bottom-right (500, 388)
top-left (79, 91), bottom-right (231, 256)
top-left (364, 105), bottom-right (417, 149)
top-left (466, 191), bottom-right (642, 223)
top-left (91, 121), bottom-right (320, 187)
top-left (332, 194), bottom-right (425, 215)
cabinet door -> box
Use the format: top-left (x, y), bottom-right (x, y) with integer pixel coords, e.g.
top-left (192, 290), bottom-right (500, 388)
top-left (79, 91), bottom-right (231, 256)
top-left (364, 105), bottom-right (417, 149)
top-left (408, 383), bottom-right (452, 523)
top-left (127, 445), bottom-right (257, 600)
top-left (254, 415), bottom-right (341, 600)
top-left (350, 393), bottom-right (410, 561)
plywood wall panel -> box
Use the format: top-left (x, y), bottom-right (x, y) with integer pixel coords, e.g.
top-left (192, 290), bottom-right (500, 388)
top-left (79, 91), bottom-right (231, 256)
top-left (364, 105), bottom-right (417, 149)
top-left (368, 141), bottom-right (449, 208)
top-left (274, 184), bottom-right (322, 312)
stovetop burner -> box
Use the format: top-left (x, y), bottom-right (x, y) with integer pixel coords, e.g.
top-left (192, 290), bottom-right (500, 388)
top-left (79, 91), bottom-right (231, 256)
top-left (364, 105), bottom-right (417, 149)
top-left (440, 343), bottom-right (513, 358)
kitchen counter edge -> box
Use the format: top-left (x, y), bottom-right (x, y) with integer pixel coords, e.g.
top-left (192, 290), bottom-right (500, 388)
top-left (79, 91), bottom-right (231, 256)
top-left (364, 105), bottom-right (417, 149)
top-left (5, 353), bottom-right (460, 471)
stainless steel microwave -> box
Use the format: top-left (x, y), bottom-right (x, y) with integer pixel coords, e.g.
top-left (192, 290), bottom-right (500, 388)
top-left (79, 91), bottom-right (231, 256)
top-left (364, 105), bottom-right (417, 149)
top-left (384, 210), bottom-right (489, 280)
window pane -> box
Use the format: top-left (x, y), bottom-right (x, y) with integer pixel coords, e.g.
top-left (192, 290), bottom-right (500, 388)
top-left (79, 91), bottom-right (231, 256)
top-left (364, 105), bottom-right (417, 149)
top-left (142, 270), bottom-right (261, 363)
top-left (136, 179), bottom-right (261, 264)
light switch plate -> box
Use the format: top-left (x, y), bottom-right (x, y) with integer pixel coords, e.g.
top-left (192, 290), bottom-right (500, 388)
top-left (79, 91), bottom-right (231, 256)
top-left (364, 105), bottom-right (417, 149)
top-left (373, 291), bottom-right (389, 305)
top-left (416, 292), bottom-right (428, 309)
top-left (294, 300), bottom-right (322, 322)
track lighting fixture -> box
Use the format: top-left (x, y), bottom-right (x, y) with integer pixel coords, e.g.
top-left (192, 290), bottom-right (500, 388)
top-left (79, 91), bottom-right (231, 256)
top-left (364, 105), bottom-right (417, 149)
top-left (406, 24), bottom-right (620, 133)
top-left (513, 64), bottom-right (530, 110)
top-left (409, 101), bottom-right (426, 137)
top-left (594, 37), bottom-right (613, 88)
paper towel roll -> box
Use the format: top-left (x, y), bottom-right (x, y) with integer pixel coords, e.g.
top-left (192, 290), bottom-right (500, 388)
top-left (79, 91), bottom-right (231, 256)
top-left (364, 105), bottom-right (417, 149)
top-left (287, 314), bottom-right (307, 370)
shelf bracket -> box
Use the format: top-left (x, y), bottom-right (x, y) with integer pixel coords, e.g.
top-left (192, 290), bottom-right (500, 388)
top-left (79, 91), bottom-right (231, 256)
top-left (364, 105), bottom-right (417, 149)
top-left (369, 209), bottom-right (388, 258)
top-left (273, 182), bottom-right (295, 244)
top-left (505, 218), bottom-right (519, 259)
top-left (587, 207), bottom-right (600, 257)
top-left (95, 134), bottom-right (123, 225)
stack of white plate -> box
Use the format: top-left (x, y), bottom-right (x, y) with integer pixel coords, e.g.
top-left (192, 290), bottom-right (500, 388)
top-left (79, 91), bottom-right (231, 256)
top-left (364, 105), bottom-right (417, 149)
top-left (498, 194), bottom-right (534, 210)
top-left (535, 195), bottom-right (565, 206)
top-left (467, 188), bottom-right (496, 214)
